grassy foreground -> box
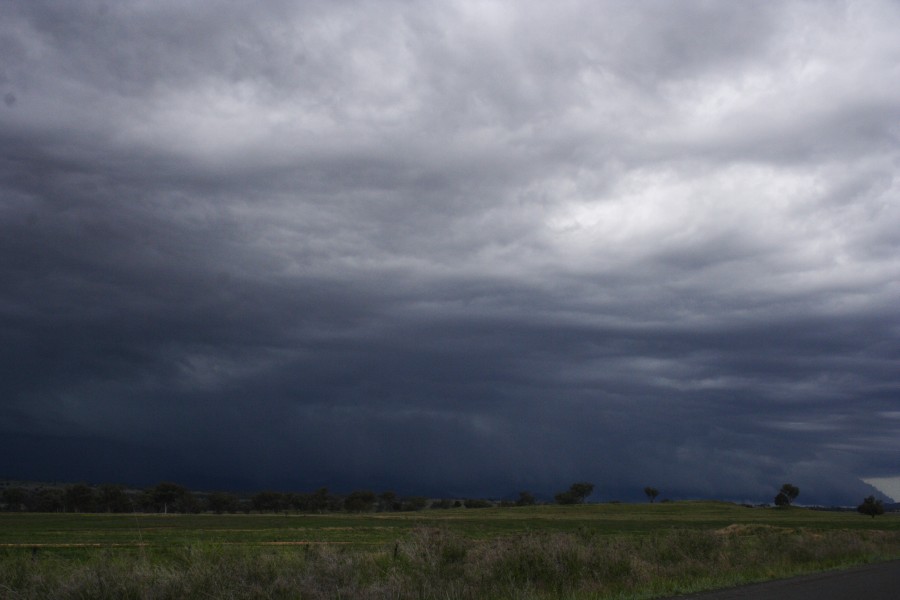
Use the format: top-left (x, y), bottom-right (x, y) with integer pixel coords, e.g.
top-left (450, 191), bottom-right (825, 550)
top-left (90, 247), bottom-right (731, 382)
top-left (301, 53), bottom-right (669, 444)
top-left (1, 502), bottom-right (898, 599)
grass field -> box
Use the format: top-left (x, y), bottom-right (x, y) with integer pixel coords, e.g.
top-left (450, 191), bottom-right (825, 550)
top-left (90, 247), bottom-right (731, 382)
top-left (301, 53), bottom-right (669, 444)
top-left (1, 502), bottom-right (898, 598)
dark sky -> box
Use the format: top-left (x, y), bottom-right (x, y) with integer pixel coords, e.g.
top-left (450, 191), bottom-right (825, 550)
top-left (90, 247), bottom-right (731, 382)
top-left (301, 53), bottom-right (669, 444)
top-left (2, 1), bottom-right (899, 504)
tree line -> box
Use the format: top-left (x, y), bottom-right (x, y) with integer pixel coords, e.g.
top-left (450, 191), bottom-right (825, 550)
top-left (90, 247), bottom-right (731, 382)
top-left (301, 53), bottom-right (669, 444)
top-left (0, 480), bottom-right (889, 516)
top-left (0, 482), bottom-right (431, 514)
top-left (0, 481), bottom-right (536, 514)
top-left (0, 480), bottom-right (598, 514)
top-left (0, 480), bottom-right (599, 514)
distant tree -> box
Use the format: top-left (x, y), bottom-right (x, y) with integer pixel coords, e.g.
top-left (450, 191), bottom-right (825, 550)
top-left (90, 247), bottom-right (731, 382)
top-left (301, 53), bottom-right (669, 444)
top-left (131, 489), bottom-right (154, 512)
top-left (97, 484), bottom-right (131, 513)
top-left (150, 482), bottom-right (190, 513)
top-left (516, 491), bottom-right (536, 506)
top-left (183, 492), bottom-right (202, 514)
top-left (207, 492), bottom-right (240, 514)
top-left (644, 487), bottom-right (659, 503)
top-left (555, 482), bottom-right (594, 505)
top-left (774, 483), bottom-right (799, 507)
top-left (281, 493), bottom-right (297, 509)
top-left (252, 491), bottom-right (286, 513)
top-left (571, 482), bottom-right (594, 501)
top-left (378, 491), bottom-right (399, 512)
top-left (857, 496), bottom-right (884, 518)
top-left (1, 487), bottom-right (27, 512)
top-left (431, 498), bottom-right (455, 509)
top-left (463, 498), bottom-right (492, 509)
top-left (401, 496), bottom-right (429, 511)
top-left (308, 488), bottom-right (332, 513)
top-left (344, 490), bottom-right (377, 512)
top-left (31, 488), bottom-right (65, 512)
top-left (65, 483), bottom-right (97, 513)
top-left (287, 493), bottom-right (310, 511)
top-left (554, 491), bottom-right (577, 504)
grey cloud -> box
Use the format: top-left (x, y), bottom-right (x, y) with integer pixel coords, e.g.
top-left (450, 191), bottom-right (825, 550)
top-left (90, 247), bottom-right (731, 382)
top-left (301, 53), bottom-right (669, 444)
top-left (1, 0), bottom-right (898, 504)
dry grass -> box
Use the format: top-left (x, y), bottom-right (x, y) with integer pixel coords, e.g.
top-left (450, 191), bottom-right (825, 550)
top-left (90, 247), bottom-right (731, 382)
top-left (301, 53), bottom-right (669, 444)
top-left (2, 525), bottom-right (899, 599)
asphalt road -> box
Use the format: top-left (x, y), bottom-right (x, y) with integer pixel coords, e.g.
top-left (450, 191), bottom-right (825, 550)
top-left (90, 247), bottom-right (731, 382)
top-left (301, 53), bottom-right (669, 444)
top-left (667, 560), bottom-right (900, 599)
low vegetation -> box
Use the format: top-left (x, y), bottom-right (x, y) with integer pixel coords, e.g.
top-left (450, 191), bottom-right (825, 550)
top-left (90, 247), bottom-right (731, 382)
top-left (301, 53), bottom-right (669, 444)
top-left (1, 502), bottom-right (898, 599)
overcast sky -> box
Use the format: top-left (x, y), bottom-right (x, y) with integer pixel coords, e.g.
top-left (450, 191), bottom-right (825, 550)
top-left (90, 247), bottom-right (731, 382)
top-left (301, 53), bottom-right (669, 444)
top-left (1, 0), bottom-right (898, 504)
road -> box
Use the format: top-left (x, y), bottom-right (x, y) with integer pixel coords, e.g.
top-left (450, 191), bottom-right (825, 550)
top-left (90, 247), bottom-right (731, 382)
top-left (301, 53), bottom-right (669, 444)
top-left (667, 560), bottom-right (900, 599)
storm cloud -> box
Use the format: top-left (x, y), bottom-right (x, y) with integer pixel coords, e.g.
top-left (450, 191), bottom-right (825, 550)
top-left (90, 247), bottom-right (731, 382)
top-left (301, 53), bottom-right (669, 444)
top-left (1, 0), bottom-right (898, 504)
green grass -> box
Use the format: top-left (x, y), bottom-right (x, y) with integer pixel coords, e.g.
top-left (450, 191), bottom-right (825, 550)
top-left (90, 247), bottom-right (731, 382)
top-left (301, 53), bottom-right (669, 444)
top-left (1, 503), bottom-right (898, 599)
top-left (4, 501), bottom-right (894, 547)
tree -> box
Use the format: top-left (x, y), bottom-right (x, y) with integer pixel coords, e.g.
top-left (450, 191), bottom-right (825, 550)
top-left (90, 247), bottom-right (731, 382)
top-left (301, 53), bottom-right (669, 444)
top-left (401, 496), bottom-right (429, 511)
top-left (344, 490), bottom-right (376, 512)
top-left (463, 498), bottom-right (492, 509)
top-left (378, 491), bottom-right (399, 512)
top-left (150, 482), bottom-right (190, 513)
top-left (1, 487), bottom-right (27, 512)
top-left (774, 483), bottom-right (799, 507)
top-left (516, 491), bottom-right (536, 506)
top-left (207, 492), bottom-right (240, 514)
top-left (857, 496), bottom-right (884, 518)
top-left (97, 484), bottom-right (131, 513)
top-left (287, 493), bottom-right (310, 511)
top-left (308, 488), bottom-right (332, 513)
top-left (644, 487), bottom-right (659, 503)
top-left (251, 491), bottom-right (286, 513)
top-left (555, 482), bottom-right (594, 505)
top-left (65, 483), bottom-right (97, 513)
top-left (31, 488), bottom-right (65, 512)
